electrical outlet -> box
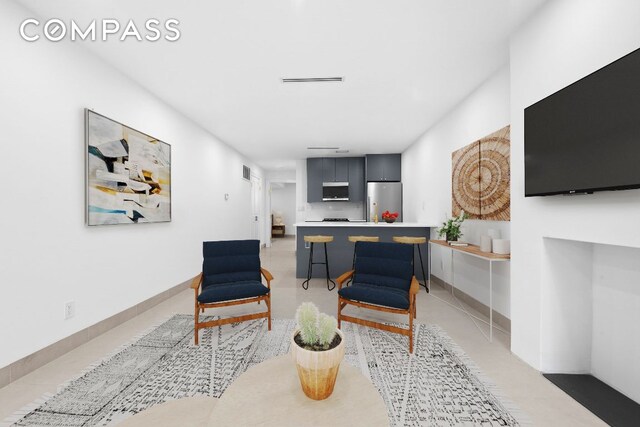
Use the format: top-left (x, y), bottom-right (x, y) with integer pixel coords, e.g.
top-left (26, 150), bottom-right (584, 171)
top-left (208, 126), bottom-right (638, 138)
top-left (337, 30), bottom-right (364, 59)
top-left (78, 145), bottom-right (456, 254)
top-left (64, 301), bottom-right (75, 320)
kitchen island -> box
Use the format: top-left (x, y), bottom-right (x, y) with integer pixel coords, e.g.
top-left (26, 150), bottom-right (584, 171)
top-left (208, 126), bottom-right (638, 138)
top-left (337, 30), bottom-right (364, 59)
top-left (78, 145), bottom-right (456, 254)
top-left (295, 222), bottom-right (434, 281)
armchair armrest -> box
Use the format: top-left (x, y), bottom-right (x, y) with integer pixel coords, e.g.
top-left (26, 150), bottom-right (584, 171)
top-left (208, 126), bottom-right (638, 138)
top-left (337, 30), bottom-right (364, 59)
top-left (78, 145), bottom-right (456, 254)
top-left (191, 273), bottom-right (203, 291)
top-left (410, 276), bottom-right (420, 296)
top-left (336, 270), bottom-right (354, 290)
top-left (261, 267), bottom-right (274, 288)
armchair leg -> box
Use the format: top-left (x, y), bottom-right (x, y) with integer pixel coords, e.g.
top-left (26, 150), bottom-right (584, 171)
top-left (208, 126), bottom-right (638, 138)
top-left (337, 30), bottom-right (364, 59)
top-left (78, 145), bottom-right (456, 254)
top-left (337, 298), bottom-right (342, 329)
top-left (409, 297), bottom-right (415, 353)
top-left (266, 296), bottom-right (272, 331)
top-left (194, 302), bottom-right (200, 346)
top-left (409, 311), bottom-right (414, 354)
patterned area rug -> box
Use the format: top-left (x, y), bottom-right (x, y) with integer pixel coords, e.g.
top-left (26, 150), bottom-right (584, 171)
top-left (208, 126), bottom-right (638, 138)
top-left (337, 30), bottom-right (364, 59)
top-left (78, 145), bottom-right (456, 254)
top-left (4, 315), bottom-right (528, 426)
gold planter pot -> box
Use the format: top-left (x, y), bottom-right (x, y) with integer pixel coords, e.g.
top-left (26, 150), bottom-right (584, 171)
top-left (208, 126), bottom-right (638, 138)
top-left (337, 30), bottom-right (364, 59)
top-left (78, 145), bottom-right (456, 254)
top-left (290, 329), bottom-right (345, 400)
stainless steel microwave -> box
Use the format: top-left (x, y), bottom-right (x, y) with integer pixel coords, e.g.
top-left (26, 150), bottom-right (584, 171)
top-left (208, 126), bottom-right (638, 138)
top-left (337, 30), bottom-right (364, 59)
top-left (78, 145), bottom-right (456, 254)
top-left (322, 182), bottom-right (349, 201)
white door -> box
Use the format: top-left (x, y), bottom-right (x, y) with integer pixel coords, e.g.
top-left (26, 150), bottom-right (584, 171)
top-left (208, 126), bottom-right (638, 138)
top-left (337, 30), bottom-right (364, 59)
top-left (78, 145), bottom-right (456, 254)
top-left (250, 175), bottom-right (262, 242)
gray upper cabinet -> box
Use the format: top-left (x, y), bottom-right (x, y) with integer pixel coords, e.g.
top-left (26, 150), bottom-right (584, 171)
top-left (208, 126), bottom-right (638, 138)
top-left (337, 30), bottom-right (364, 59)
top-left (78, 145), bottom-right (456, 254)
top-left (321, 158), bottom-right (349, 182)
top-left (366, 154), bottom-right (401, 182)
top-left (366, 155), bottom-right (385, 182)
top-left (307, 158), bottom-right (323, 203)
top-left (322, 158), bottom-right (335, 182)
top-left (307, 157), bottom-right (365, 203)
top-left (335, 158), bottom-right (349, 182)
top-left (348, 157), bottom-right (365, 202)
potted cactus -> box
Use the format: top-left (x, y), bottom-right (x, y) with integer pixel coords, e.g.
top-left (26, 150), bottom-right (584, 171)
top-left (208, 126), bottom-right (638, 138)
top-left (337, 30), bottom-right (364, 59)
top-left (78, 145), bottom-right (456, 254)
top-left (291, 302), bottom-right (345, 400)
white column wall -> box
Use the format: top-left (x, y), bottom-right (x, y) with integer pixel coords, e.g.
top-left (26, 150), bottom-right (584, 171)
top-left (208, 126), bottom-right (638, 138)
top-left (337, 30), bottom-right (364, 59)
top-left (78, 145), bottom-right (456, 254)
top-left (510, 0), bottom-right (640, 370)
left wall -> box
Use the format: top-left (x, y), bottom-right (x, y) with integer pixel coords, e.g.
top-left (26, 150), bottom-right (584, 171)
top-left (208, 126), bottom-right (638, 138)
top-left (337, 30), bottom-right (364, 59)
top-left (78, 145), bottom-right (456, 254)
top-left (0, 1), bottom-right (263, 368)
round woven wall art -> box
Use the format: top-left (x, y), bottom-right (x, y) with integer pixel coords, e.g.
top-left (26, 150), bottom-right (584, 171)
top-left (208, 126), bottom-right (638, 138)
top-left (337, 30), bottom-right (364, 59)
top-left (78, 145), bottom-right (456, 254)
top-left (479, 127), bottom-right (510, 221)
top-left (452, 141), bottom-right (482, 219)
top-left (452, 126), bottom-right (510, 221)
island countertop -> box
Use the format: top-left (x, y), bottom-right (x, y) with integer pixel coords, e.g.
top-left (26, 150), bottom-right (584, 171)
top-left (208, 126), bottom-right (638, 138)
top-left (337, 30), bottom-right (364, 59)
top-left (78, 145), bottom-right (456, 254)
top-left (294, 222), bottom-right (433, 280)
top-left (295, 222), bottom-right (437, 228)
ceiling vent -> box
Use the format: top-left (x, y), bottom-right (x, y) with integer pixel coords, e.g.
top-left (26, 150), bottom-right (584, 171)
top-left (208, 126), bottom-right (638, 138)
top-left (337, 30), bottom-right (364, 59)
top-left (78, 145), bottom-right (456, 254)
top-left (242, 165), bottom-right (251, 181)
top-left (282, 77), bottom-right (344, 83)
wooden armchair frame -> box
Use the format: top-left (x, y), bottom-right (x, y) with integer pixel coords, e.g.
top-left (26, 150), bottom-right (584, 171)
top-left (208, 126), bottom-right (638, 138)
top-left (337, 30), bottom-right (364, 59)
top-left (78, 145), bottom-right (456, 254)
top-left (191, 267), bottom-right (273, 345)
top-left (336, 270), bottom-right (419, 353)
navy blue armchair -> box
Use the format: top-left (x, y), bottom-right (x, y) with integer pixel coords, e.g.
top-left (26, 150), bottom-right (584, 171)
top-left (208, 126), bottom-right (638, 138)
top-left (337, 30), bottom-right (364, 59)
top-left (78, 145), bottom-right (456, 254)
top-left (191, 240), bottom-right (272, 344)
top-left (336, 241), bottom-right (419, 353)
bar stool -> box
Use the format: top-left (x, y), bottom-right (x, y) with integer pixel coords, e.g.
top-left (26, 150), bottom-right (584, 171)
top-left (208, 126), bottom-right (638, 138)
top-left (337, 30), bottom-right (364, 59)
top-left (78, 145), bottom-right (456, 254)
top-left (392, 236), bottom-right (428, 292)
top-left (301, 235), bottom-right (336, 291)
top-left (346, 236), bottom-right (380, 285)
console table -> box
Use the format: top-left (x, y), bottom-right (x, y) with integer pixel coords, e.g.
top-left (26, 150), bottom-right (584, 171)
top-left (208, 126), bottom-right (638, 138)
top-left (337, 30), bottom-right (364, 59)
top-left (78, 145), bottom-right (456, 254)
top-left (428, 240), bottom-right (510, 342)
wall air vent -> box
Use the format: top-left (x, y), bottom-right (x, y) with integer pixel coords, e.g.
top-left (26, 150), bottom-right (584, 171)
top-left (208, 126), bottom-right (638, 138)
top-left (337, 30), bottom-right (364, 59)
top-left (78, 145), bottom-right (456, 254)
top-left (282, 77), bottom-right (344, 83)
top-left (243, 165), bottom-right (251, 181)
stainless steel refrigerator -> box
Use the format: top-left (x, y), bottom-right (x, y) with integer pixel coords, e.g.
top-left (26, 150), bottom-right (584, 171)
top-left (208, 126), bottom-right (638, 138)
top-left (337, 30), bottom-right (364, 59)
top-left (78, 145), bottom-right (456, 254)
top-left (367, 182), bottom-right (402, 222)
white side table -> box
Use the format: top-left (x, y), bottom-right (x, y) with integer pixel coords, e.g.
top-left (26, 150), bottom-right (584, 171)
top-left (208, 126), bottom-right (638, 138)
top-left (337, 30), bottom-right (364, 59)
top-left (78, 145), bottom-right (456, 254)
top-left (428, 240), bottom-right (510, 342)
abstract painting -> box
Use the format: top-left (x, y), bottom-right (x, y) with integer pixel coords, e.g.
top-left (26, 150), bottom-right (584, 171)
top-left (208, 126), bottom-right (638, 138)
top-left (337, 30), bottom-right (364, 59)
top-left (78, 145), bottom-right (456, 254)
top-left (452, 125), bottom-right (510, 221)
top-left (86, 110), bottom-right (171, 225)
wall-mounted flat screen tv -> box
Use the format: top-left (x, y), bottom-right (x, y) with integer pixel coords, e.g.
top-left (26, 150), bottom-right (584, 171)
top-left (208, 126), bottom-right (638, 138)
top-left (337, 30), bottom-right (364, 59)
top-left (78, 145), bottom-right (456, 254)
top-left (525, 47), bottom-right (640, 197)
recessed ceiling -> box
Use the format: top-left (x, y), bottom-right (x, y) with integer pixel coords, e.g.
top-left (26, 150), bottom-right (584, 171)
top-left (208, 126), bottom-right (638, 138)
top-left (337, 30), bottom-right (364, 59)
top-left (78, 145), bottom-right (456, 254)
top-left (16, 0), bottom-right (548, 171)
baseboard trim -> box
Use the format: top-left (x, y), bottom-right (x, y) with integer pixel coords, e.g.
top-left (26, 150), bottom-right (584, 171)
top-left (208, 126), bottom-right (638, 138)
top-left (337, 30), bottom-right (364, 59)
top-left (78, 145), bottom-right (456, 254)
top-left (430, 275), bottom-right (511, 333)
top-left (0, 279), bottom-right (191, 388)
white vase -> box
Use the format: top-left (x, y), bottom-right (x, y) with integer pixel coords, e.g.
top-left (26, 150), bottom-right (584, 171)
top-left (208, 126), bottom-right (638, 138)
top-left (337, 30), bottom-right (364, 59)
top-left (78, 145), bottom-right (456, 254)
top-left (492, 239), bottom-right (511, 255)
top-left (480, 235), bottom-right (492, 252)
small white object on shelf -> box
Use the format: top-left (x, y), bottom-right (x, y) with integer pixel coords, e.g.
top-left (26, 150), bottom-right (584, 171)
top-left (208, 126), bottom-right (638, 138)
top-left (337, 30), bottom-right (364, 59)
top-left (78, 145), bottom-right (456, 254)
top-left (492, 239), bottom-right (510, 254)
top-left (480, 235), bottom-right (492, 252)
top-left (487, 229), bottom-right (501, 240)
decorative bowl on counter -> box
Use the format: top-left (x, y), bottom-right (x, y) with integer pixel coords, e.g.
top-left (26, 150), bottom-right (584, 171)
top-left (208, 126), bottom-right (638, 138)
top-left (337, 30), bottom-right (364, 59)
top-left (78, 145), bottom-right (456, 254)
top-left (381, 210), bottom-right (399, 223)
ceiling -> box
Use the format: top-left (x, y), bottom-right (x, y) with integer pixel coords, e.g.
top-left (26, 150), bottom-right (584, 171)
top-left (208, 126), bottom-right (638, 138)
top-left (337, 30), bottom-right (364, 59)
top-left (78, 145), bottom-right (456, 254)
top-left (17, 0), bottom-right (547, 171)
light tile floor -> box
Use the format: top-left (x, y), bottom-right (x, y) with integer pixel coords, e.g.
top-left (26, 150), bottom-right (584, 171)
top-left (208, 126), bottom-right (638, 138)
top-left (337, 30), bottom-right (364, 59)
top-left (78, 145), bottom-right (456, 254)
top-left (0, 237), bottom-right (605, 426)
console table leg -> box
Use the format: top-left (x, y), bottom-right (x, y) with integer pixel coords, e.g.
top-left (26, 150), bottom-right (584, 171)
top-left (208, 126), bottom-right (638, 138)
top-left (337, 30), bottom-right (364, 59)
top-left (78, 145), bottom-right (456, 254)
top-left (450, 248), bottom-right (455, 297)
top-left (489, 261), bottom-right (493, 343)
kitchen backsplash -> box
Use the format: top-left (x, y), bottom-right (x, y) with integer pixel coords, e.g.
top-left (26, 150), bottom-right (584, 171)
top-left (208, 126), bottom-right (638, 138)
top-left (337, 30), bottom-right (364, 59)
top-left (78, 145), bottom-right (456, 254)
top-left (305, 202), bottom-right (365, 221)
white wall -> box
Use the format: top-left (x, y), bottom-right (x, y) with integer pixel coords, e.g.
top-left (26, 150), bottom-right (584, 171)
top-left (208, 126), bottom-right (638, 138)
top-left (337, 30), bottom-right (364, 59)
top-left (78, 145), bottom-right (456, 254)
top-left (295, 160), bottom-right (308, 225)
top-left (402, 66), bottom-right (511, 318)
top-left (271, 183), bottom-right (296, 235)
top-left (305, 202), bottom-right (365, 222)
top-left (591, 244), bottom-right (640, 403)
top-left (0, 1), bottom-right (263, 368)
top-left (510, 0), bottom-right (640, 370)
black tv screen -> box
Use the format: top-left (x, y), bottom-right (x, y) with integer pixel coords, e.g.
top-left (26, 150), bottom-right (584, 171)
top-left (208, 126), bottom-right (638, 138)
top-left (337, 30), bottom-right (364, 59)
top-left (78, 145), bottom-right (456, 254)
top-left (525, 47), bottom-right (640, 197)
